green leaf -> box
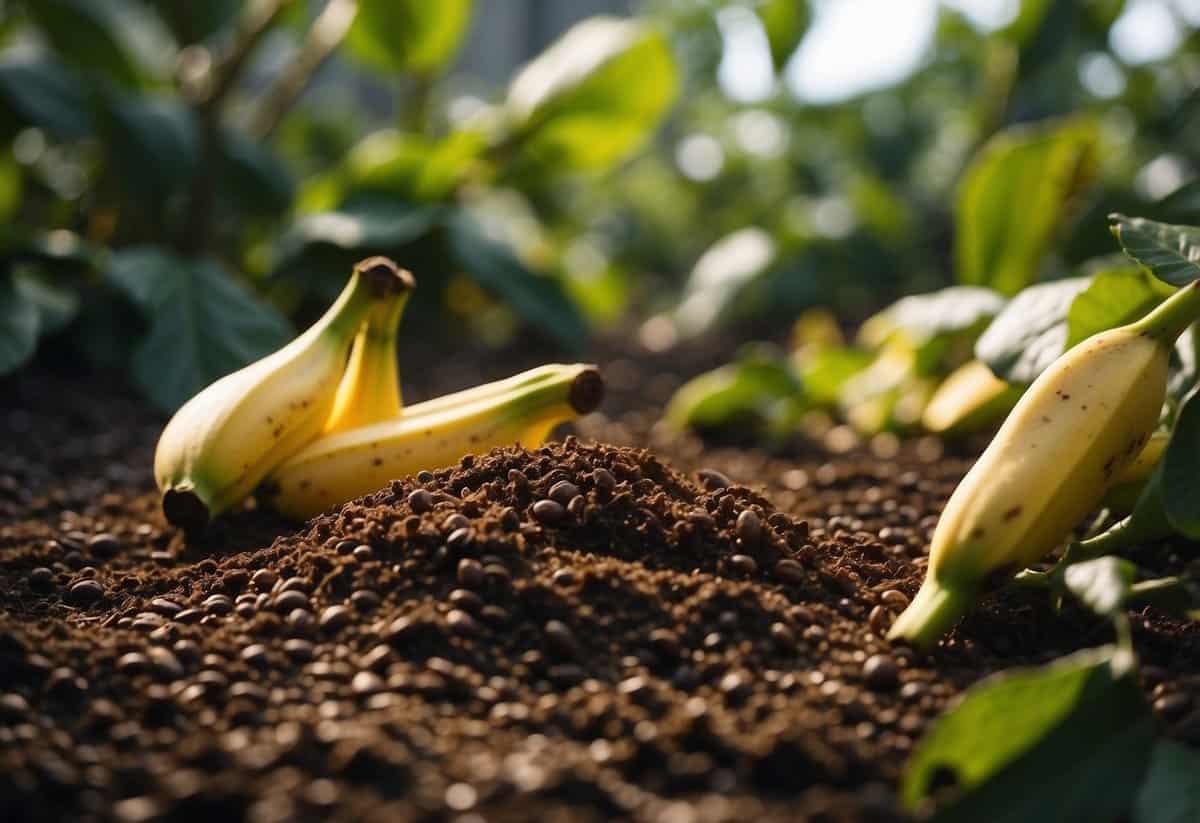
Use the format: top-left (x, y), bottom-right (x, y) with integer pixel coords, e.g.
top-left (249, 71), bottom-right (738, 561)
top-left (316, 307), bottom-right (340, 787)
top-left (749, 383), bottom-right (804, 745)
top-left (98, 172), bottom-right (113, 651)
top-left (1062, 556), bottom-right (1137, 617)
top-left (347, 0), bottom-right (474, 74)
top-left (0, 56), bottom-right (92, 138)
top-left (444, 209), bottom-right (588, 351)
top-left (298, 129), bottom-right (484, 213)
top-left (13, 272), bottom-right (80, 335)
top-left (28, 0), bottom-right (169, 88)
top-left (860, 286), bottom-right (1006, 348)
top-left (1065, 267), bottom-right (1173, 348)
top-left (1109, 215), bottom-right (1200, 288)
top-left (665, 345), bottom-right (803, 432)
top-left (975, 277), bottom-right (1090, 383)
top-left (1134, 740), bottom-right (1200, 823)
top-left (275, 198), bottom-right (441, 271)
top-left (0, 276), bottom-right (40, 375)
top-left (506, 17), bottom-right (678, 175)
top-left (797, 347), bottom-right (873, 406)
top-left (673, 227), bottom-right (777, 339)
top-left (104, 95), bottom-right (199, 205)
top-left (903, 647), bottom-right (1155, 823)
top-left (1163, 386), bottom-right (1200, 539)
top-left (145, 0), bottom-right (240, 43)
top-left (756, 0), bottom-right (809, 71)
top-left (217, 128), bottom-right (295, 217)
top-left (1001, 0), bottom-right (1055, 45)
top-left (956, 118), bottom-right (1098, 295)
top-left (107, 248), bottom-right (293, 413)
top-left (1156, 180), bottom-right (1200, 222)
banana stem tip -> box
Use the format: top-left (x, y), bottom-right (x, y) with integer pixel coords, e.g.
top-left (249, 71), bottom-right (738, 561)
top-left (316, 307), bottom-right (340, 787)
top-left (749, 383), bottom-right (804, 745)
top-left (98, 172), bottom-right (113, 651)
top-left (887, 579), bottom-right (975, 650)
top-left (162, 486), bottom-right (211, 533)
top-left (569, 368), bottom-right (605, 414)
top-left (354, 256), bottom-right (416, 297)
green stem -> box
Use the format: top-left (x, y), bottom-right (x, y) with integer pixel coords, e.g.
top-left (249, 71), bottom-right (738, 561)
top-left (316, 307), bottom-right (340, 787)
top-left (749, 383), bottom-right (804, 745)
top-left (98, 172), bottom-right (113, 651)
top-left (887, 578), bottom-right (977, 650)
top-left (1131, 280), bottom-right (1200, 343)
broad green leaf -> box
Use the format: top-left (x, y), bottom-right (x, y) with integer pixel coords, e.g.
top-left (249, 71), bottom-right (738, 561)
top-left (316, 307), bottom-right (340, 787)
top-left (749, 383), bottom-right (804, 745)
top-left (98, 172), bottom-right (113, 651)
top-left (1134, 740), bottom-right (1200, 823)
top-left (107, 249), bottom-right (293, 413)
top-left (956, 119), bottom-right (1098, 295)
top-left (1065, 267), bottom-right (1173, 348)
top-left (0, 276), bottom-right (40, 375)
top-left (1156, 180), bottom-right (1200, 222)
top-left (975, 277), bottom-right (1089, 383)
top-left (146, 0), bottom-right (240, 42)
top-left (14, 272), bottom-right (80, 335)
top-left (797, 347), bottom-right (873, 406)
top-left (1001, 0), bottom-right (1054, 45)
top-left (275, 199), bottom-right (441, 272)
top-left (1163, 387), bottom-right (1200, 539)
top-left (756, 0), bottom-right (809, 71)
top-left (1109, 214), bottom-right (1200, 288)
top-left (217, 128), bottom-right (295, 217)
top-left (0, 56), bottom-right (92, 138)
top-left (673, 227), bottom-right (776, 339)
top-left (348, 0), bottom-right (473, 73)
top-left (104, 95), bottom-right (199, 205)
top-left (1062, 556), bottom-right (1136, 617)
top-left (298, 129), bottom-right (484, 213)
top-left (444, 209), bottom-right (588, 351)
top-left (28, 0), bottom-right (170, 88)
top-left (904, 647), bottom-right (1155, 823)
top-left (666, 345), bottom-right (803, 432)
top-left (506, 17), bottom-right (678, 175)
top-left (859, 286), bottom-right (1005, 376)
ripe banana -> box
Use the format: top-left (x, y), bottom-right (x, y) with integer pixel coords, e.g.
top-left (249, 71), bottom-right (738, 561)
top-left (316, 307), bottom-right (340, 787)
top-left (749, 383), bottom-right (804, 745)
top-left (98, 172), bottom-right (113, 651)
top-left (265, 363), bottom-right (605, 520)
top-left (322, 268), bottom-right (415, 434)
top-left (889, 281), bottom-right (1200, 648)
top-left (921, 359), bottom-right (1023, 436)
top-left (154, 257), bottom-right (413, 530)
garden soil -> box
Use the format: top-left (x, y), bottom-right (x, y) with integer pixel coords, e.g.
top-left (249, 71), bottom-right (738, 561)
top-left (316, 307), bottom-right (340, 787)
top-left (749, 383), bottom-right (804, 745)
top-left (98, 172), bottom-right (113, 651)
top-left (2, 350), bottom-right (1198, 823)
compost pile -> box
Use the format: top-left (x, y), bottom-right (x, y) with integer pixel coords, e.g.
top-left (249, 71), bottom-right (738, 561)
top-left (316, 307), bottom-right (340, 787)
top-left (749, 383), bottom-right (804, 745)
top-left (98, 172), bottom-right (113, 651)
top-left (1, 369), bottom-right (1198, 823)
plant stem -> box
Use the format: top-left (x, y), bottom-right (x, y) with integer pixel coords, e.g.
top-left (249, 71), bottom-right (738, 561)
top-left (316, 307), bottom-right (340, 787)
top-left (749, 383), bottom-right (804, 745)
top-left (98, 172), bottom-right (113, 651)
top-left (248, 0), bottom-right (359, 140)
top-left (1131, 280), bottom-right (1200, 343)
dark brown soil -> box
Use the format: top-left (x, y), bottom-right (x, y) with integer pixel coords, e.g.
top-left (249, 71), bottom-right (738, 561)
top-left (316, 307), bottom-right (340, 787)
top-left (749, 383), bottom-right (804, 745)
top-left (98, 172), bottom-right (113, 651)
top-left (1, 360), bottom-right (1198, 823)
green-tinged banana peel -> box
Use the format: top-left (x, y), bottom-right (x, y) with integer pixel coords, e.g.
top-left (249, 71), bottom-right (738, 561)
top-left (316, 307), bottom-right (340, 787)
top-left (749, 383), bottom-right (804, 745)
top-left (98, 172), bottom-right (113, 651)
top-left (1098, 430), bottom-right (1169, 516)
top-left (921, 359), bottom-right (1023, 437)
top-left (322, 268), bottom-right (415, 434)
top-left (265, 364), bottom-right (604, 521)
top-left (889, 282), bottom-right (1200, 649)
top-left (154, 257), bottom-right (413, 531)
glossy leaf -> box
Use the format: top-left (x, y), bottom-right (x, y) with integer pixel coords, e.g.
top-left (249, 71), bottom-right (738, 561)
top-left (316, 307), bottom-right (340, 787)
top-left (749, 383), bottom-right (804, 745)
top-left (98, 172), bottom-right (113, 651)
top-left (976, 277), bottom-right (1089, 383)
top-left (0, 276), bottom-right (40, 375)
top-left (666, 346), bottom-right (803, 432)
top-left (859, 286), bottom-right (1005, 348)
top-left (107, 248), bottom-right (293, 413)
top-left (1109, 214), bottom-right (1200, 288)
top-left (348, 0), bottom-right (474, 73)
top-left (104, 95), bottom-right (199, 205)
top-left (28, 0), bottom-right (167, 88)
top-left (217, 129), bottom-right (295, 217)
top-left (1062, 556), bottom-right (1136, 617)
top-left (1133, 740), bottom-right (1200, 823)
top-left (14, 272), bottom-right (80, 335)
top-left (904, 647), bottom-right (1154, 823)
top-left (445, 209), bottom-right (588, 351)
top-left (673, 227), bottom-right (776, 339)
top-left (275, 199), bottom-right (440, 271)
top-left (506, 17), bottom-right (678, 175)
top-left (1065, 267), bottom-right (1172, 348)
top-left (756, 0), bottom-right (809, 71)
top-left (0, 57), bottom-right (92, 138)
top-left (956, 119), bottom-right (1098, 295)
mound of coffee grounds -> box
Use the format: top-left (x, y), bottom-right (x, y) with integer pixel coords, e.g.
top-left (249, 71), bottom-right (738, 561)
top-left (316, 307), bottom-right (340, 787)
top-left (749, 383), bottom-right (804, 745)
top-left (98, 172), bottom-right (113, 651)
top-left (2, 369), bottom-right (1197, 823)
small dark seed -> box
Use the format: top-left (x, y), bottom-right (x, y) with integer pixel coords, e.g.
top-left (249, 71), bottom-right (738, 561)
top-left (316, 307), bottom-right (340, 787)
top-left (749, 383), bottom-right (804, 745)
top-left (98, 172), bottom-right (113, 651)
top-left (67, 579), bottom-right (104, 606)
top-left (531, 499), bottom-right (566, 525)
top-left (407, 488), bottom-right (434, 513)
top-left (548, 481), bottom-right (580, 505)
top-left (28, 567), bottom-right (54, 591)
top-left (457, 558), bottom-right (485, 589)
top-left (88, 533), bottom-right (121, 557)
top-left (863, 654), bottom-right (899, 691)
top-left (735, 510), bottom-right (762, 546)
top-left (319, 605), bottom-right (353, 631)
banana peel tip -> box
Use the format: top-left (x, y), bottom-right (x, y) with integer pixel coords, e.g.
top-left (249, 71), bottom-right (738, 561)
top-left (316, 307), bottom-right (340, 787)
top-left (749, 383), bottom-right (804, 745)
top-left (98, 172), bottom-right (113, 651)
top-left (162, 486), bottom-right (211, 533)
top-left (569, 368), bottom-right (605, 415)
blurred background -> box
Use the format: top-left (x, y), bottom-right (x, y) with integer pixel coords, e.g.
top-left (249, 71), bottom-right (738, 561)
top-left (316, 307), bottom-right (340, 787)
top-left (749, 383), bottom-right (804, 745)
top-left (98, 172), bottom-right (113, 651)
top-left (1, 0), bottom-right (1199, 414)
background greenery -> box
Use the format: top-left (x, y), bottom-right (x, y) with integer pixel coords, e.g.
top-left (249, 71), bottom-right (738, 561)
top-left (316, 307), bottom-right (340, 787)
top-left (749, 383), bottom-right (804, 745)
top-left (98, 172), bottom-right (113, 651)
top-left (0, 0), bottom-right (1198, 414)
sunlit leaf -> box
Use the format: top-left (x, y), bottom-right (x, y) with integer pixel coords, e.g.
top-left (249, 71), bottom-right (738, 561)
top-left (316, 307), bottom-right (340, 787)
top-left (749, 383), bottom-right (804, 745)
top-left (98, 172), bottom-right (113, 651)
top-left (673, 227), bottom-right (776, 339)
top-left (666, 345), bottom-right (803, 432)
top-left (1065, 267), bottom-right (1172, 348)
top-left (903, 647), bottom-right (1154, 823)
top-left (756, 0), bottom-right (809, 71)
top-left (1062, 556), bottom-right (1136, 618)
top-left (976, 277), bottom-right (1089, 383)
top-left (107, 248), bottom-right (293, 413)
top-left (347, 0), bottom-right (474, 74)
top-left (506, 17), bottom-right (678, 175)
top-left (1109, 214), bottom-right (1200, 288)
top-left (275, 199), bottom-right (440, 271)
top-left (956, 118), bottom-right (1098, 295)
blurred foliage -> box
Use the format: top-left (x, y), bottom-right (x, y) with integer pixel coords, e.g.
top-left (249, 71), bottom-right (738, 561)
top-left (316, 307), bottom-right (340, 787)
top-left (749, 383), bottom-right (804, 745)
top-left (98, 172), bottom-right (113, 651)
top-left (1, 0), bottom-right (1199, 413)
